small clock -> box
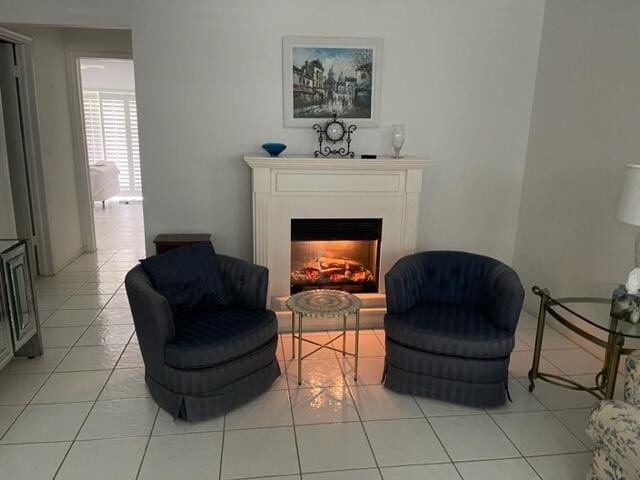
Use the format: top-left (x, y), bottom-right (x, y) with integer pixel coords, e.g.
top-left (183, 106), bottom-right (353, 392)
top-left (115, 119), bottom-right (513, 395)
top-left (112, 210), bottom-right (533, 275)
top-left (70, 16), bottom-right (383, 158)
top-left (325, 119), bottom-right (346, 143)
top-left (312, 113), bottom-right (357, 158)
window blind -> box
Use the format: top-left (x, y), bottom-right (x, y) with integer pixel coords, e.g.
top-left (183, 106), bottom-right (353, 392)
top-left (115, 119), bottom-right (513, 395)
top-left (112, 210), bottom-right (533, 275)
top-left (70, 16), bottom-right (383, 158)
top-left (82, 90), bottom-right (142, 197)
top-left (82, 91), bottom-right (104, 164)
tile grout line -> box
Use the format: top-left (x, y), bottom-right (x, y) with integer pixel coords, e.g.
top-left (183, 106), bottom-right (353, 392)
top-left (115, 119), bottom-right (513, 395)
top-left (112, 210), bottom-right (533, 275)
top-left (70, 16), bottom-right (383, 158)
top-left (415, 396), bottom-right (465, 479)
top-left (335, 347), bottom-right (385, 480)
top-left (282, 339), bottom-right (304, 480)
top-left (48, 281), bottom-right (133, 479)
top-left (485, 412), bottom-right (543, 479)
top-left (134, 406), bottom-right (161, 479)
top-left (217, 412), bottom-right (227, 480)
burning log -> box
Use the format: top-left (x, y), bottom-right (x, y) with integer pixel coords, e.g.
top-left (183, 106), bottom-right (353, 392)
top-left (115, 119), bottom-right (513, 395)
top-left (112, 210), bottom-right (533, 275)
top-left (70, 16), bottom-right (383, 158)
top-left (291, 257), bottom-right (374, 285)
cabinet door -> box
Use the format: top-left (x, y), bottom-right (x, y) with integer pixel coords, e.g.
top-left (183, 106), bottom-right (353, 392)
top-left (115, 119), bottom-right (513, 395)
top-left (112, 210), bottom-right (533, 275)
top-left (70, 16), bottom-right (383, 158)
top-left (0, 312), bottom-right (12, 370)
top-left (3, 245), bottom-right (37, 350)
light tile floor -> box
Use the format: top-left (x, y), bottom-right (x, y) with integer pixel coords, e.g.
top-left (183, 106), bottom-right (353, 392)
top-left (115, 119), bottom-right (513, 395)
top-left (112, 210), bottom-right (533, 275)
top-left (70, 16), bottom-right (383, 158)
top-left (0, 204), bottom-right (607, 479)
top-left (93, 200), bottom-right (145, 251)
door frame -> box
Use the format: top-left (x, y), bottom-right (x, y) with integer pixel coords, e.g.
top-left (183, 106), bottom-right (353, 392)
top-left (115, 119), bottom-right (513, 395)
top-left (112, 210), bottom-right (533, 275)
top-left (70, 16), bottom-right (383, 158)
top-left (66, 50), bottom-right (134, 253)
top-left (0, 27), bottom-right (55, 275)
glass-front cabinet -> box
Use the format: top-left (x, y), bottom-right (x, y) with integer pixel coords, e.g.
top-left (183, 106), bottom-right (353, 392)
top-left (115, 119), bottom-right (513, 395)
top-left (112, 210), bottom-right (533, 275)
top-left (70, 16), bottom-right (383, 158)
top-left (0, 292), bottom-right (12, 369)
top-left (0, 239), bottom-right (42, 370)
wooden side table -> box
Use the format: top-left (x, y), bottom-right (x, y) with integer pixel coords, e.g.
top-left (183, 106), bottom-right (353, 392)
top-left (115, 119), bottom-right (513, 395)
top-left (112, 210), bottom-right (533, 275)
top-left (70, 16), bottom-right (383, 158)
top-left (153, 234), bottom-right (211, 255)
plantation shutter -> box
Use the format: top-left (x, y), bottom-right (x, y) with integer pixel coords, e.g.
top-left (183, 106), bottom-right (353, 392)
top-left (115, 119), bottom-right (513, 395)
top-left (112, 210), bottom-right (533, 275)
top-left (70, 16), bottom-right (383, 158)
top-left (82, 90), bottom-right (142, 197)
top-left (129, 100), bottom-right (142, 193)
top-left (82, 91), bottom-right (104, 164)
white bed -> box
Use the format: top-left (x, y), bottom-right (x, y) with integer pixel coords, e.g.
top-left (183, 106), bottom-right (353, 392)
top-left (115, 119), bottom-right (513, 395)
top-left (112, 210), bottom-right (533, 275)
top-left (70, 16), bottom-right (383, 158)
top-left (90, 162), bottom-right (120, 205)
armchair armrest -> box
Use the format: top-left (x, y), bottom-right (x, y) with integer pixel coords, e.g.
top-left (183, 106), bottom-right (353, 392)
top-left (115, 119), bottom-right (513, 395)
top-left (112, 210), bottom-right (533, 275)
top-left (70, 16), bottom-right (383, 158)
top-left (480, 264), bottom-right (524, 333)
top-left (625, 350), bottom-right (640, 408)
top-left (217, 255), bottom-right (269, 310)
top-left (125, 265), bottom-right (176, 383)
top-left (587, 399), bottom-right (640, 476)
top-left (385, 254), bottom-right (425, 315)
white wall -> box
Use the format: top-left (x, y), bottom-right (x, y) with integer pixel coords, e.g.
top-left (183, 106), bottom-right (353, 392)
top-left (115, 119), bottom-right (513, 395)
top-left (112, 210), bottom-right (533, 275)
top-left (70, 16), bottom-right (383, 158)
top-left (80, 58), bottom-right (135, 92)
top-left (513, 0), bottom-right (640, 313)
top-left (0, 1), bottom-right (545, 264)
top-left (7, 26), bottom-right (132, 272)
top-left (17, 27), bottom-right (84, 270)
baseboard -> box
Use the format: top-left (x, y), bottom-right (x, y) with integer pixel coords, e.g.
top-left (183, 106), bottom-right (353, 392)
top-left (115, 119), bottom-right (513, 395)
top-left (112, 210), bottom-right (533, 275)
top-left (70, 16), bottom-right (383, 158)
top-left (51, 246), bottom-right (85, 275)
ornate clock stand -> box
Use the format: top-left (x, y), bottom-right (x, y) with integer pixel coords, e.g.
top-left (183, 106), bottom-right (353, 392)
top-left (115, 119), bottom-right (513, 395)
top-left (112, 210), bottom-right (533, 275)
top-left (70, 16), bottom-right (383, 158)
top-left (313, 113), bottom-right (357, 158)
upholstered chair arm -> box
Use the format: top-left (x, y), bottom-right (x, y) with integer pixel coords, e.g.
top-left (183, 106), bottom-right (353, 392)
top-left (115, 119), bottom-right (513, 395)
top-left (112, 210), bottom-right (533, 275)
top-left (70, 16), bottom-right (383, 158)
top-left (586, 399), bottom-right (640, 478)
top-left (385, 256), bottom-right (424, 315)
top-left (125, 265), bottom-right (176, 383)
top-left (624, 350), bottom-right (640, 408)
top-left (218, 255), bottom-right (269, 310)
top-left (480, 264), bottom-right (524, 334)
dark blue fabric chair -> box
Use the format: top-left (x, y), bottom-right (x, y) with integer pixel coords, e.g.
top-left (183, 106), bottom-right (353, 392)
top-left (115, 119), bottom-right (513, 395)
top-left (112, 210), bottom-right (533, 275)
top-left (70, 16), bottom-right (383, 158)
top-left (125, 254), bottom-right (280, 421)
top-left (384, 251), bottom-right (524, 407)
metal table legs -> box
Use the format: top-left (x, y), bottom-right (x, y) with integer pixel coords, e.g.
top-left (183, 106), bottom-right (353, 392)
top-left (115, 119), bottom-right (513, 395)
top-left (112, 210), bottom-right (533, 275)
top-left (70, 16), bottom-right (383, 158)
top-left (291, 310), bottom-right (360, 385)
top-left (528, 287), bottom-right (626, 400)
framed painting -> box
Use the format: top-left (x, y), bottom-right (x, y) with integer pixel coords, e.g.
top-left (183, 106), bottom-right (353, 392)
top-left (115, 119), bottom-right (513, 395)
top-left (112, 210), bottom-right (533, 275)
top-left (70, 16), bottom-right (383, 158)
top-left (283, 36), bottom-right (383, 128)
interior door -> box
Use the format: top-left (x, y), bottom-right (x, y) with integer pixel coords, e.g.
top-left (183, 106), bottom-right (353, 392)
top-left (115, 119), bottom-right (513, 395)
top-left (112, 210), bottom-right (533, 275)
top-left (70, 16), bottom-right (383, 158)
top-left (0, 43), bottom-right (38, 263)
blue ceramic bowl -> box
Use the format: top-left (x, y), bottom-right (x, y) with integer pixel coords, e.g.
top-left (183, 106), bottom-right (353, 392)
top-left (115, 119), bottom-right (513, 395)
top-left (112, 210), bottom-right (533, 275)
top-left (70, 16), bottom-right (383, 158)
top-left (262, 142), bottom-right (287, 157)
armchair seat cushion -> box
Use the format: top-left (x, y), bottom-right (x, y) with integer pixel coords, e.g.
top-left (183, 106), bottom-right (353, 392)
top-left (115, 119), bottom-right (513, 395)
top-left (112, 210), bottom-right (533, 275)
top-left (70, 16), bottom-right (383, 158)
top-left (385, 302), bottom-right (514, 359)
top-left (165, 304), bottom-right (277, 369)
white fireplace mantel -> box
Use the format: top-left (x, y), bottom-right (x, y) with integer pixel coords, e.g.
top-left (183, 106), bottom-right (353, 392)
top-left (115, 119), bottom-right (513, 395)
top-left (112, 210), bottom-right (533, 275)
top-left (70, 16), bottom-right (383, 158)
top-left (244, 154), bottom-right (434, 172)
top-left (244, 153), bottom-right (434, 320)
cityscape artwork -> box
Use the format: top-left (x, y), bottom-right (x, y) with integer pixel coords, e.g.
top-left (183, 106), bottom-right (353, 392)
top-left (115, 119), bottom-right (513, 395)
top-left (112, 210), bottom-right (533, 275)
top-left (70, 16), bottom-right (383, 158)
top-left (283, 37), bottom-right (383, 127)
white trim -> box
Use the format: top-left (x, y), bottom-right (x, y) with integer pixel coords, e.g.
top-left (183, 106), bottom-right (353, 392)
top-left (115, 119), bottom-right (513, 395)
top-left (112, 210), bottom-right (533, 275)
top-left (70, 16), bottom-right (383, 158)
top-left (244, 154), bottom-right (434, 171)
top-left (282, 36), bottom-right (383, 128)
top-left (0, 27), bottom-right (32, 45)
top-left (65, 50), bottom-right (133, 253)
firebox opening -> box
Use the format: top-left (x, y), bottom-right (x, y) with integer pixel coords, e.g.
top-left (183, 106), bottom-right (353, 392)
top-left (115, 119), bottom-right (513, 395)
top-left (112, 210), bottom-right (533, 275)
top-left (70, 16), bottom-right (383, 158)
top-left (290, 218), bottom-right (382, 294)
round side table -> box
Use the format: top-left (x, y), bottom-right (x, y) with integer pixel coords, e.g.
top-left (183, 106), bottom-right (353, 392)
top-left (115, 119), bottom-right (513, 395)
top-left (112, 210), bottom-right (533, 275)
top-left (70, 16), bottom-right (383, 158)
top-left (286, 289), bottom-right (363, 385)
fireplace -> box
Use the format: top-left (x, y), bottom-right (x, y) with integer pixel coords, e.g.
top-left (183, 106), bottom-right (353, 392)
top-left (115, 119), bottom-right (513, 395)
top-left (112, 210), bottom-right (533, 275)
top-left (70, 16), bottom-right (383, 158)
top-left (290, 218), bottom-right (382, 294)
top-left (244, 154), bottom-right (433, 313)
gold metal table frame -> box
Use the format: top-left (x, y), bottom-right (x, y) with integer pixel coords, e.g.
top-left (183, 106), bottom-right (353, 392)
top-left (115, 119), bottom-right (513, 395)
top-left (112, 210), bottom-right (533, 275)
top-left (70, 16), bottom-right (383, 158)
top-left (288, 298), bottom-right (361, 386)
top-left (528, 286), bottom-right (636, 400)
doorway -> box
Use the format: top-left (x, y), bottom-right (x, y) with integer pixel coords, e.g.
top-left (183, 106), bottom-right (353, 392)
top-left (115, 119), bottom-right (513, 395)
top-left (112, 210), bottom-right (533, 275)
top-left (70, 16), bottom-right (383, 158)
top-left (77, 57), bottom-right (144, 251)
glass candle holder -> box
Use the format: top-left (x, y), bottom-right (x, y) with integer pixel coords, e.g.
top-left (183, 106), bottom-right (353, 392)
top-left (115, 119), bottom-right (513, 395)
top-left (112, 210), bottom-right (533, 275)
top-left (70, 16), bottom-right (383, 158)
top-left (391, 124), bottom-right (406, 158)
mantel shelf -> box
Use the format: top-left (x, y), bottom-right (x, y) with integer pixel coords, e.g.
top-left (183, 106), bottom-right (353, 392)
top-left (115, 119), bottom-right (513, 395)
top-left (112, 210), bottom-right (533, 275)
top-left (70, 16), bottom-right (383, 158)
top-left (243, 153), bottom-right (435, 171)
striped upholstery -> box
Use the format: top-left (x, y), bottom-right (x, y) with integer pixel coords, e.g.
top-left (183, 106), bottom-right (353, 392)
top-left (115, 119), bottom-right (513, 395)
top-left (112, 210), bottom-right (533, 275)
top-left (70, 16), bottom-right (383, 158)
top-left (385, 302), bottom-right (514, 359)
top-left (385, 338), bottom-right (509, 383)
top-left (383, 251), bottom-right (523, 408)
top-left (385, 362), bottom-right (506, 407)
top-left (125, 255), bottom-right (280, 421)
top-left (148, 359), bottom-right (281, 422)
top-left (165, 304), bottom-right (277, 369)
top-left (164, 336), bottom-right (279, 395)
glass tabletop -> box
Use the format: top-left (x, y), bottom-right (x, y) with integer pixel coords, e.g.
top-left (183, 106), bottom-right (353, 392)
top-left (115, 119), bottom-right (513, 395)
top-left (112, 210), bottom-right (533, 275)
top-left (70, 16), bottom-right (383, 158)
top-left (534, 282), bottom-right (640, 339)
top-left (286, 289), bottom-right (363, 318)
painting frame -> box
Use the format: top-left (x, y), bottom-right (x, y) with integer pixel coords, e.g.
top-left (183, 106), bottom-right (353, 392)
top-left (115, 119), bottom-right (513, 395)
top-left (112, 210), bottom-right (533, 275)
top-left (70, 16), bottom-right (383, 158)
top-left (282, 36), bottom-right (383, 128)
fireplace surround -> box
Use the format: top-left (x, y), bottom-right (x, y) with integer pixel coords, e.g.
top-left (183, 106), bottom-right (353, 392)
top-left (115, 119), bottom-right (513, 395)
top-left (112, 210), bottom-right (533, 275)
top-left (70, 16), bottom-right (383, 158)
top-left (244, 154), bottom-right (434, 327)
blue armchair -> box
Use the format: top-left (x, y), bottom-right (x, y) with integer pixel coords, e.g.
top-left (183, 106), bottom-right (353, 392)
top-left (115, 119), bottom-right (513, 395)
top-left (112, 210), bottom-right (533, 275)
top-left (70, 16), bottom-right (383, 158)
top-left (125, 254), bottom-right (280, 421)
top-left (384, 251), bottom-right (524, 407)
